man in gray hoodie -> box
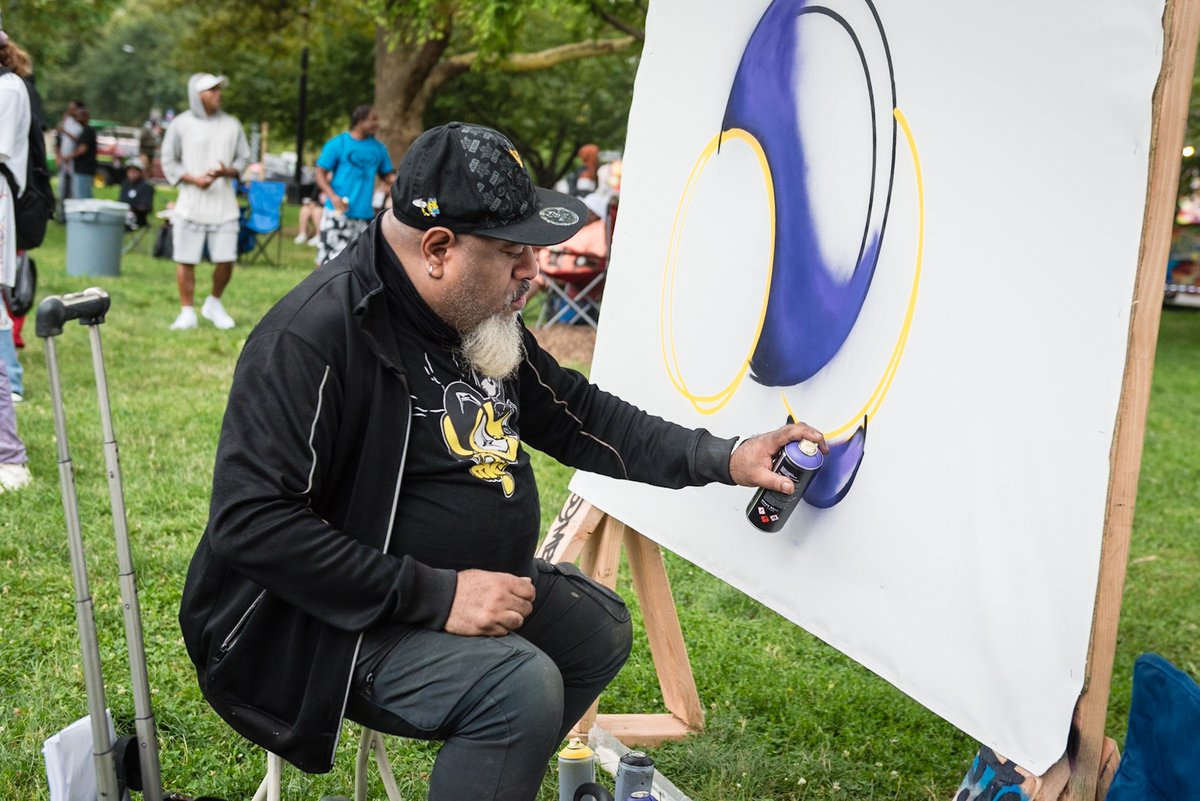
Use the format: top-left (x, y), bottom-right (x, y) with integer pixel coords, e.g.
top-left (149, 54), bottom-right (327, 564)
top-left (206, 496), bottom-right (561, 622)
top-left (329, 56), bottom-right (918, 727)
top-left (161, 73), bottom-right (250, 330)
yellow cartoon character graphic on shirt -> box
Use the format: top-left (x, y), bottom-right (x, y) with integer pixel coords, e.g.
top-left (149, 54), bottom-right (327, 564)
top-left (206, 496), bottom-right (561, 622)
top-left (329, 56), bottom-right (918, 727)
top-left (440, 380), bottom-right (519, 497)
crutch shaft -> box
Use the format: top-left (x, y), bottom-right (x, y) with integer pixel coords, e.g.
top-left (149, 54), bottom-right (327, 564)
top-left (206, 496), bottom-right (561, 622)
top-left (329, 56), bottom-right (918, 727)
top-left (88, 323), bottom-right (164, 801)
top-left (44, 337), bottom-right (122, 801)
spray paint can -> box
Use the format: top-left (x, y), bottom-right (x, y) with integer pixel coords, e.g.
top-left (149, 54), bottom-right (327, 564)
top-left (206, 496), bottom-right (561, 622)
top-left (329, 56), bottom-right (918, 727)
top-left (615, 751), bottom-right (655, 800)
top-left (558, 738), bottom-right (596, 801)
top-left (627, 792), bottom-right (658, 801)
top-left (745, 439), bottom-right (823, 532)
top-left (573, 783), bottom-right (615, 801)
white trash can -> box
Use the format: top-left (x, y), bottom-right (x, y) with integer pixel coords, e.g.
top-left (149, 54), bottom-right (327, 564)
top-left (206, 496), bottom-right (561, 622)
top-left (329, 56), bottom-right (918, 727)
top-left (65, 199), bottom-right (130, 277)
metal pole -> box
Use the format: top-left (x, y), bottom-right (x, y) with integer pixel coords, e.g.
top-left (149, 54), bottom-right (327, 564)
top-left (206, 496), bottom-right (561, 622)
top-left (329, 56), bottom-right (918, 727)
top-left (294, 46), bottom-right (309, 188)
top-left (44, 336), bottom-right (121, 801)
top-left (88, 324), bottom-right (163, 801)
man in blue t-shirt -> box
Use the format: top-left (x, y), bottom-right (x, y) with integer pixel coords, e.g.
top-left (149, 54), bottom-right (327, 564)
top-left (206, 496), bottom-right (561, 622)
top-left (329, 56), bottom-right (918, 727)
top-left (314, 105), bottom-right (395, 265)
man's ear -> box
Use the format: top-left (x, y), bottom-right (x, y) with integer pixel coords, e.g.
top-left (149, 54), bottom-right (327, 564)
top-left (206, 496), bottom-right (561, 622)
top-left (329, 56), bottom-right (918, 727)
top-left (421, 228), bottom-right (456, 272)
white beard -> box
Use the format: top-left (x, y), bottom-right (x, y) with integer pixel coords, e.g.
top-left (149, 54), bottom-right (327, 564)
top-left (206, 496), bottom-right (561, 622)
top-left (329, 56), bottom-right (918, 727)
top-left (460, 312), bottom-right (525, 380)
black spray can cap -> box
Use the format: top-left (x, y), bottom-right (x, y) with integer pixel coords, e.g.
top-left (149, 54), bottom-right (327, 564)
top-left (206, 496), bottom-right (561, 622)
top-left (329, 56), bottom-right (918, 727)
top-left (620, 751), bottom-right (654, 768)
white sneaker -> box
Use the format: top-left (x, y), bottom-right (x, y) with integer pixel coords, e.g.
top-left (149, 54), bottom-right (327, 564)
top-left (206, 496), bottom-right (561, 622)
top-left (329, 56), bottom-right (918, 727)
top-left (0, 463), bottom-right (31, 493)
top-left (11, 392), bottom-right (22, 403)
top-left (293, 232), bottom-right (308, 244)
top-left (306, 236), bottom-right (321, 247)
top-left (170, 306), bottom-right (198, 330)
top-left (201, 295), bottom-right (235, 330)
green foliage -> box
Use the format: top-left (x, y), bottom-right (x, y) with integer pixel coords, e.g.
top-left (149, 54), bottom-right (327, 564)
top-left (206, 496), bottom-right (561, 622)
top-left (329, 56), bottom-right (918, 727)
top-left (158, 0), bottom-right (378, 150)
top-left (1, 0), bottom-right (122, 67)
top-left (425, 3), bottom-right (639, 184)
top-left (428, 48), bottom-right (638, 185)
top-left (41, 4), bottom-right (191, 124)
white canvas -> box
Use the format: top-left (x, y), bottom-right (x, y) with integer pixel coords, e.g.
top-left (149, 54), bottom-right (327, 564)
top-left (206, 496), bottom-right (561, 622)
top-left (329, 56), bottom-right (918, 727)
top-left (570, 0), bottom-right (1166, 772)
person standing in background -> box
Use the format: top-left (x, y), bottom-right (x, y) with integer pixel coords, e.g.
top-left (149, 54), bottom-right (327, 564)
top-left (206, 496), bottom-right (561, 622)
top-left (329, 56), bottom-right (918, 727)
top-left (313, 104), bottom-right (394, 266)
top-left (67, 103), bottom-right (96, 200)
top-left (160, 73), bottom-right (250, 330)
top-left (0, 26), bottom-right (34, 491)
top-left (54, 99), bottom-right (81, 218)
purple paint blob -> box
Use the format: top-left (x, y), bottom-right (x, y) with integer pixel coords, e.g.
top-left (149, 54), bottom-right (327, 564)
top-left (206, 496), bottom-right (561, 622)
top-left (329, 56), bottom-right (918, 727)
top-left (720, 0), bottom-right (896, 385)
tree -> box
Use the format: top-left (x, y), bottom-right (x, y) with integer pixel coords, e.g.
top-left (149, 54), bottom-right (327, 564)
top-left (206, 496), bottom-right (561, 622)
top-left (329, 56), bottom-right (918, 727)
top-left (367, 0), bottom-right (642, 157)
top-left (1, 0), bottom-right (122, 69)
top-left (169, 0), bottom-right (646, 162)
top-left (68, 10), bottom-right (191, 124)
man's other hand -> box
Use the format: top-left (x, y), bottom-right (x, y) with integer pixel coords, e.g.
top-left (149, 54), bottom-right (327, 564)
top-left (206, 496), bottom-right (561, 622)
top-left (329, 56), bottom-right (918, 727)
top-left (729, 421), bottom-right (828, 494)
top-left (445, 569), bottom-right (536, 636)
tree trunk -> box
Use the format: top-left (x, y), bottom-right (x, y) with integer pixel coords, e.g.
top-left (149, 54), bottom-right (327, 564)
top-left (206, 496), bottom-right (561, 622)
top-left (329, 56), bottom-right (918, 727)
top-left (373, 20), bottom-right (454, 163)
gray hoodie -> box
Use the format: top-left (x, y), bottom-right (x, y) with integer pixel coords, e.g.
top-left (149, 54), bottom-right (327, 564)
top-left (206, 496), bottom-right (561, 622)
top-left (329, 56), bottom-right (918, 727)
top-left (161, 74), bottom-right (250, 225)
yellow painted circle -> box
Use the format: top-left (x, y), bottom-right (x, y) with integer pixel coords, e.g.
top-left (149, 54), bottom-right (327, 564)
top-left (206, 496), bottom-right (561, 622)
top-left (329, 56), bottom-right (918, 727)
top-left (660, 128), bottom-right (775, 415)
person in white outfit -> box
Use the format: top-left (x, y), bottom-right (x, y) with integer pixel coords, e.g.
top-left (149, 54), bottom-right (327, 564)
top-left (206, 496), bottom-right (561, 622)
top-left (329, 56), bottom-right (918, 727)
top-left (0, 28), bottom-right (33, 491)
top-left (160, 73), bottom-right (250, 330)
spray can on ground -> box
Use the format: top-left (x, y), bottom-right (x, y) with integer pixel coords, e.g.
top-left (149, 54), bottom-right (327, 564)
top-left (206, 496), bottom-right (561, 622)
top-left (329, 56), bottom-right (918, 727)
top-left (573, 783), bottom-right (615, 801)
top-left (745, 439), bottom-right (823, 532)
top-left (614, 751), bottom-right (655, 800)
top-left (627, 792), bottom-right (658, 801)
top-left (558, 738), bottom-right (596, 801)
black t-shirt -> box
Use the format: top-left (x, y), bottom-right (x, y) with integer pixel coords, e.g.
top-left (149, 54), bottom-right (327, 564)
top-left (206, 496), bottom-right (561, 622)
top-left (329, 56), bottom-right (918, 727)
top-left (378, 236), bottom-right (541, 580)
top-left (74, 126), bottom-right (97, 176)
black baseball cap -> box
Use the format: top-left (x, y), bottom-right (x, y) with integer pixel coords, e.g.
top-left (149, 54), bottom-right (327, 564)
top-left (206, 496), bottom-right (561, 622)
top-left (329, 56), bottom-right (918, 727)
top-left (391, 122), bottom-right (588, 247)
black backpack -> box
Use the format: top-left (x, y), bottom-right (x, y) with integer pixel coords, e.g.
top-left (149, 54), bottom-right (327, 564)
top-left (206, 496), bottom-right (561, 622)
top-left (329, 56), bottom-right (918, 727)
top-left (0, 67), bottom-right (55, 251)
top-left (1, 251), bottom-right (35, 317)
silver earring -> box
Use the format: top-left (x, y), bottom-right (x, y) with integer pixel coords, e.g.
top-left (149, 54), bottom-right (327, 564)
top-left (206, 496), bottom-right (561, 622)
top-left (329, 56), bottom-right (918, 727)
top-left (427, 264), bottom-right (435, 276)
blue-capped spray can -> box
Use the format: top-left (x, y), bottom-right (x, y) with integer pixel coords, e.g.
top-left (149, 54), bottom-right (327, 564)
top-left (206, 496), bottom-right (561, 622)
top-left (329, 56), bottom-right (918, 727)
top-left (615, 751), bottom-right (655, 800)
top-left (746, 439), bottom-right (823, 532)
top-left (627, 792), bottom-right (658, 801)
top-left (558, 738), bottom-right (596, 801)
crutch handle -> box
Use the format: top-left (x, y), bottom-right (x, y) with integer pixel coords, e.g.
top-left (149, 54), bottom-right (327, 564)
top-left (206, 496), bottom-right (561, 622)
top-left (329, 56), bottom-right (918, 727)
top-left (36, 287), bottom-right (111, 338)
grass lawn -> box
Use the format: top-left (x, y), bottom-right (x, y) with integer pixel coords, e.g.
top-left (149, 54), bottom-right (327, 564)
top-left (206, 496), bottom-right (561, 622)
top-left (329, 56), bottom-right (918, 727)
top-left (2, 189), bottom-right (1197, 800)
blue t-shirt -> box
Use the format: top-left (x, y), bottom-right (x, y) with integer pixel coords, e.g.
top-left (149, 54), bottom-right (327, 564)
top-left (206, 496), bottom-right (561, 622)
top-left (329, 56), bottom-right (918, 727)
top-left (316, 132), bottom-right (394, 220)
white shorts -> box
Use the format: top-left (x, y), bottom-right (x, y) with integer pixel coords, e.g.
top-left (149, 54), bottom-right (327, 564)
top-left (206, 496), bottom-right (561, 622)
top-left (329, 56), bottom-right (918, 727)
top-left (173, 219), bottom-right (240, 265)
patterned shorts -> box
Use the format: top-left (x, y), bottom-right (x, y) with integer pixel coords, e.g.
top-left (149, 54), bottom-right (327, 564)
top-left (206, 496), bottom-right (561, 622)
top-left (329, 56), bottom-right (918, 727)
top-left (317, 213), bottom-right (370, 266)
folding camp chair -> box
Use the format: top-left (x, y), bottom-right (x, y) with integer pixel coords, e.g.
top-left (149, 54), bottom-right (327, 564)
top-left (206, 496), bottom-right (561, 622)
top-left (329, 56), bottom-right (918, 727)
top-left (122, 224), bottom-right (152, 255)
top-left (536, 248), bottom-right (607, 328)
top-left (243, 181), bottom-right (287, 265)
top-left (534, 193), bottom-right (617, 328)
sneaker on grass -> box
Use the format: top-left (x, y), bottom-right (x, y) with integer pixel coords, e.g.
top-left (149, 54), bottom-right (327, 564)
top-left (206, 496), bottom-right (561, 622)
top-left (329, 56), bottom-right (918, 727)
top-left (0, 463), bottom-right (31, 493)
top-left (201, 296), bottom-right (235, 330)
top-left (169, 306), bottom-right (198, 330)
top-left (293, 232), bottom-right (309, 244)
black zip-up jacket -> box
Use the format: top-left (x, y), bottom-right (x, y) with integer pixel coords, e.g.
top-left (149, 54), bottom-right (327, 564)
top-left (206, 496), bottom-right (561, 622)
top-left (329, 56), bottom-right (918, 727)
top-left (178, 216), bottom-right (738, 772)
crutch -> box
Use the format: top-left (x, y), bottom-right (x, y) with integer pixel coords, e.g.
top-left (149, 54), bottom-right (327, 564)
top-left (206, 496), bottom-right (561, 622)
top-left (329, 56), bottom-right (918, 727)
top-left (38, 288), bottom-right (164, 801)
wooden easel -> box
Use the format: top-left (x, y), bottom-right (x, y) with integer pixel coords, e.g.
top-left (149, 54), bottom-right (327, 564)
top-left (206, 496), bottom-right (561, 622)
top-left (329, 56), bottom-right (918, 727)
top-left (536, 494), bottom-right (704, 744)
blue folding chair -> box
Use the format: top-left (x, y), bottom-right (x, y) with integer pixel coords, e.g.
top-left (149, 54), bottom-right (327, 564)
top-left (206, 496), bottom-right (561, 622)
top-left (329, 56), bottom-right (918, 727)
top-left (243, 181), bottom-right (287, 265)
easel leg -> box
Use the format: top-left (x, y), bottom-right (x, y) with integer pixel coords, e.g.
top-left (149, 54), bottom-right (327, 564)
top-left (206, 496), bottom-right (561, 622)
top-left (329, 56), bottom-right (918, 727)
top-left (623, 529), bottom-right (704, 731)
top-left (542, 497), bottom-right (705, 745)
